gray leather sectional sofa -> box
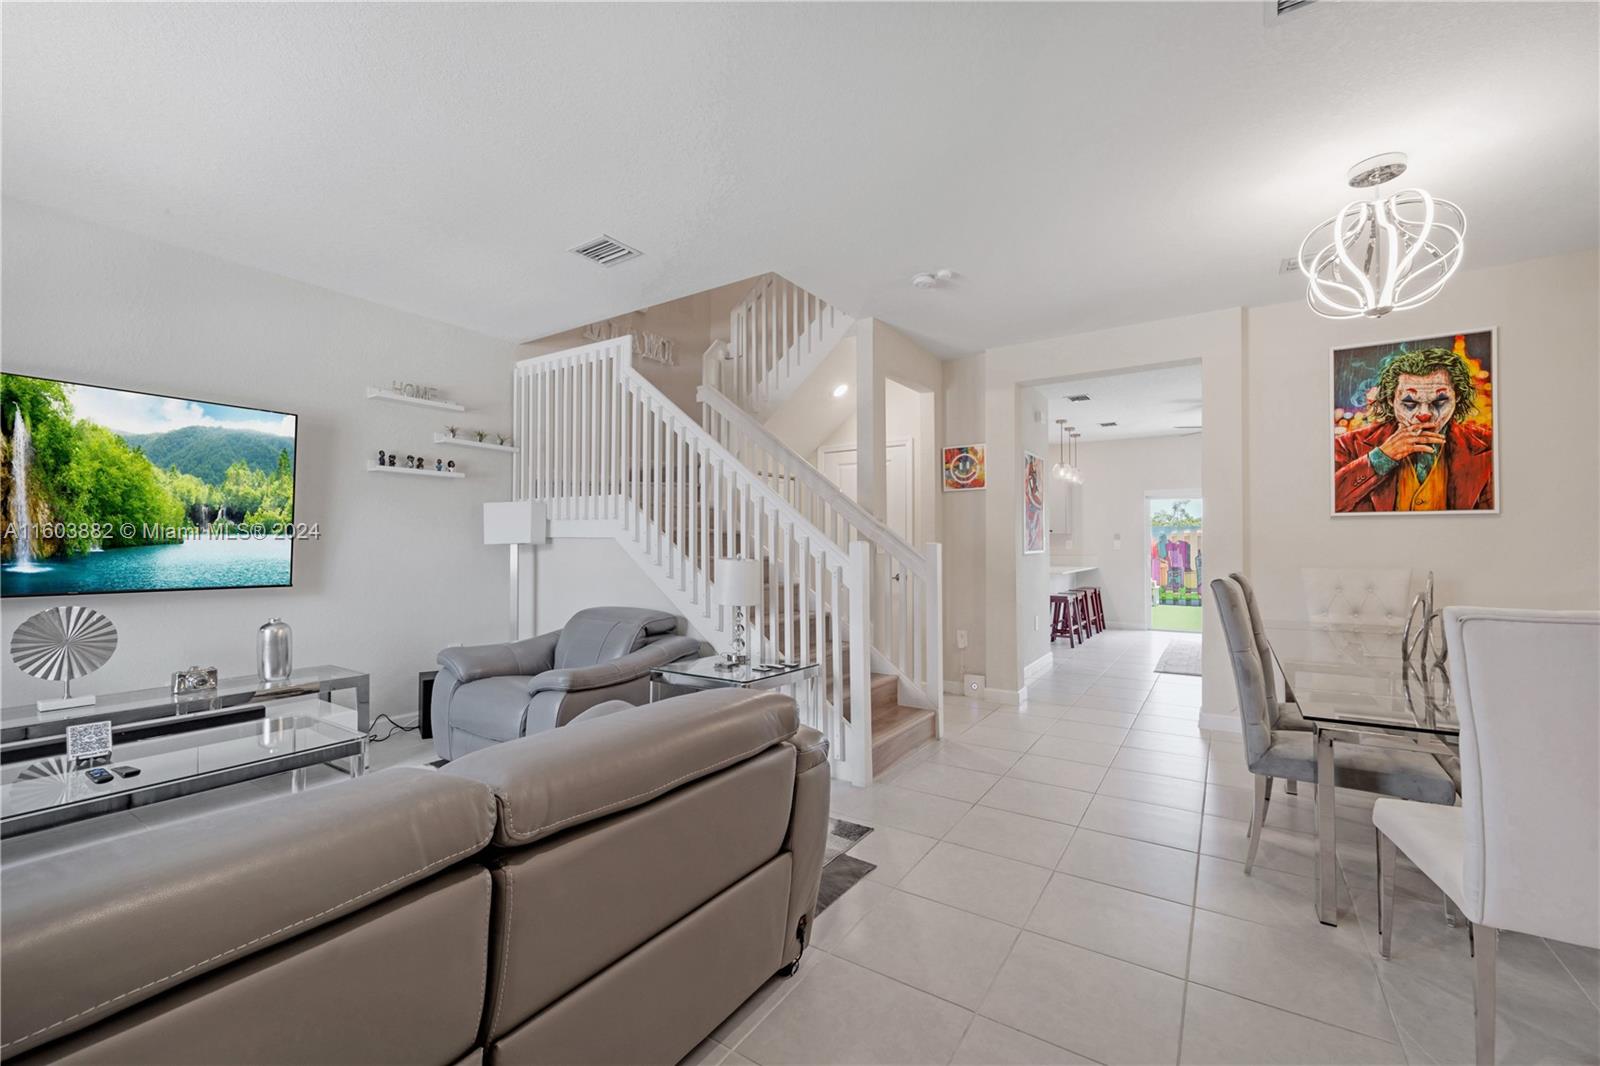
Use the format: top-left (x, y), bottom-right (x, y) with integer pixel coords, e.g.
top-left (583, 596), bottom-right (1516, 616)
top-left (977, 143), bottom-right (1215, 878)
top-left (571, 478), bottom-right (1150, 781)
top-left (0, 689), bottom-right (828, 1065)
top-left (433, 606), bottom-right (704, 760)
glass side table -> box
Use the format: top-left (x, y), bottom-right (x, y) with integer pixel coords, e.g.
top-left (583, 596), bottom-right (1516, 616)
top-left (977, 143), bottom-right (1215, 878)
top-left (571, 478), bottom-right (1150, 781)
top-left (650, 655), bottom-right (822, 726)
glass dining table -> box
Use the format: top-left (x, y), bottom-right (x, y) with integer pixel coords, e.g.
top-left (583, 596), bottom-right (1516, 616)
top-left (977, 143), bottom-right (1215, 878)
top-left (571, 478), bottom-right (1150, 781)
top-left (1263, 622), bottom-right (1459, 926)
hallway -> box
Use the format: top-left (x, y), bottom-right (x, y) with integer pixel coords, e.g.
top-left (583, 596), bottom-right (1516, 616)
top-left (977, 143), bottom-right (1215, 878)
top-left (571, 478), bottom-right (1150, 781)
top-left (687, 631), bottom-right (1600, 1065)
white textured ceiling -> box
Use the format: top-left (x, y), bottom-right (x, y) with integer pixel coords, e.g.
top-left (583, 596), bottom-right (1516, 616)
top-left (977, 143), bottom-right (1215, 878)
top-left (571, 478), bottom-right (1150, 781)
top-left (1044, 364), bottom-right (1203, 443)
top-left (4, 3), bottom-right (1596, 355)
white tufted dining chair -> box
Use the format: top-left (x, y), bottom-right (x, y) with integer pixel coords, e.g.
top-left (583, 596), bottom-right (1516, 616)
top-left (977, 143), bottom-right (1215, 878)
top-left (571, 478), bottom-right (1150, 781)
top-left (1373, 607), bottom-right (1600, 1065)
top-left (1300, 567), bottom-right (1413, 630)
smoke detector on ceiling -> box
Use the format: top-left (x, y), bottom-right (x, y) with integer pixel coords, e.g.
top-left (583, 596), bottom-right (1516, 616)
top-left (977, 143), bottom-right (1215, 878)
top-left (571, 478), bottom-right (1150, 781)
top-left (570, 234), bottom-right (642, 267)
top-left (911, 269), bottom-right (954, 289)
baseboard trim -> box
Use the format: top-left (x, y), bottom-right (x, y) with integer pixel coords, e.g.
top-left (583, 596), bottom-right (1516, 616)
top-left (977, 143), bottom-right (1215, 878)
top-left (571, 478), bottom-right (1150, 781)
top-left (1198, 710), bottom-right (1240, 734)
top-left (1023, 652), bottom-right (1054, 680)
top-left (982, 687), bottom-right (1023, 704)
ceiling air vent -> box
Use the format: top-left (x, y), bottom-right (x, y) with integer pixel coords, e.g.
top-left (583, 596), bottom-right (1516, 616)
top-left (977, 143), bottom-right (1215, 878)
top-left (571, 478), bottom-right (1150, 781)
top-left (1066, 394), bottom-right (1091, 402)
top-left (1099, 421), bottom-right (1118, 427)
top-left (1267, 0), bottom-right (1316, 19)
top-left (570, 235), bottom-right (641, 267)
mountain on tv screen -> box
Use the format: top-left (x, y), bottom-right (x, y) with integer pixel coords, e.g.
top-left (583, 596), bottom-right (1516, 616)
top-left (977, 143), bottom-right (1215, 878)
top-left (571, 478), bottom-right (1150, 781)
top-left (2, 374), bottom-right (298, 597)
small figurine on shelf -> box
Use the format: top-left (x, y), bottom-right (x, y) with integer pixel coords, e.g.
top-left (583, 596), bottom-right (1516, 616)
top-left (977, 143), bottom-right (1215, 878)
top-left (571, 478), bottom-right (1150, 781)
top-left (377, 449), bottom-right (386, 466)
top-left (405, 455), bottom-right (416, 469)
top-left (447, 460), bottom-right (457, 473)
top-left (435, 459), bottom-right (444, 471)
top-left (388, 453), bottom-right (396, 466)
top-left (445, 426), bottom-right (459, 438)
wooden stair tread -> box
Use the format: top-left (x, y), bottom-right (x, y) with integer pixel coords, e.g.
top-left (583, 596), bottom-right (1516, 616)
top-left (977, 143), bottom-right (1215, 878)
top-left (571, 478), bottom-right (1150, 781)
top-left (871, 703), bottom-right (937, 777)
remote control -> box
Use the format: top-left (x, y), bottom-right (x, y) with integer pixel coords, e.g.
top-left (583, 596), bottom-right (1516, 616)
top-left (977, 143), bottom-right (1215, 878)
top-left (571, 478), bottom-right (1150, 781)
top-left (110, 765), bottom-right (141, 779)
top-left (84, 768), bottom-right (115, 785)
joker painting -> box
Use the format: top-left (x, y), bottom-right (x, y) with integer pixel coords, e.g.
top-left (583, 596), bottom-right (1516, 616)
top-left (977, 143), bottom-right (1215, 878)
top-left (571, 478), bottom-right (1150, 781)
top-left (1331, 330), bottom-right (1497, 515)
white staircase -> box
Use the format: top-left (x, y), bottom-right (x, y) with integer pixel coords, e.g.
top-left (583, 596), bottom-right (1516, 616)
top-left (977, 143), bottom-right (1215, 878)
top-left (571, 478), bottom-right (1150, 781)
top-left (702, 274), bottom-right (855, 422)
top-left (514, 327), bottom-right (944, 784)
top-left (514, 337), bottom-right (877, 782)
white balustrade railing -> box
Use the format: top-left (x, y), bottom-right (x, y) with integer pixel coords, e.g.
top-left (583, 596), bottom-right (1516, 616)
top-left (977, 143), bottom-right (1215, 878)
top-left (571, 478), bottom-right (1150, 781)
top-left (699, 384), bottom-right (943, 723)
top-left (514, 338), bottom-right (877, 783)
top-left (709, 274), bottom-right (849, 417)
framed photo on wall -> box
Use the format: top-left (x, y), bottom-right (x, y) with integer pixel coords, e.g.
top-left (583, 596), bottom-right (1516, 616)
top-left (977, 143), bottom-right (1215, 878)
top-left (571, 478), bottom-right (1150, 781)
top-left (1022, 451), bottom-right (1045, 554)
top-left (942, 444), bottom-right (986, 491)
top-left (1331, 329), bottom-right (1498, 516)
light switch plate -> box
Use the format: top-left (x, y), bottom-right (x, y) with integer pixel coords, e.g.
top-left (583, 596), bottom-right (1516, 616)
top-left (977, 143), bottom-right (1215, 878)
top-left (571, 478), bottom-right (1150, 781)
top-left (955, 629), bottom-right (969, 650)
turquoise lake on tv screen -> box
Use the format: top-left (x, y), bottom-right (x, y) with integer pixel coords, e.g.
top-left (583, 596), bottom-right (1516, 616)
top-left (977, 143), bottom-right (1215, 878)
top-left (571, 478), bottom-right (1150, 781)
top-left (3, 537), bottom-right (291, 597)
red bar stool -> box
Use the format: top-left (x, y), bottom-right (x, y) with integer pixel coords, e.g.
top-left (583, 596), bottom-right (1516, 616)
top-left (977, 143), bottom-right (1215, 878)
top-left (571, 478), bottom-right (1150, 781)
top-left (1079, 586), bottom-right (1106, 634)
top-left (1049, 593), bottom-right (1076, 646)
top-left (1067, 588), bottom-right (1092, 644)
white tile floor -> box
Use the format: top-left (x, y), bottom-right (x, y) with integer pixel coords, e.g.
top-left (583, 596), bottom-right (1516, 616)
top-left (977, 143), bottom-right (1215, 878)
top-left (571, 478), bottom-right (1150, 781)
top-left (5, 661), bottom-right (1597, 1065)
top-left (690, 630), bottom-right (1600, 1066)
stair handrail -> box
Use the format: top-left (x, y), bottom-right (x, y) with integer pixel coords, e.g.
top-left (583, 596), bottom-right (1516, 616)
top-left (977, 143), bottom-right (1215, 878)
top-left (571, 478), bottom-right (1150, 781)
top-left (516, 338), bottom-right (852, 573)
top-left (697, 383), bottom-right (932, 582)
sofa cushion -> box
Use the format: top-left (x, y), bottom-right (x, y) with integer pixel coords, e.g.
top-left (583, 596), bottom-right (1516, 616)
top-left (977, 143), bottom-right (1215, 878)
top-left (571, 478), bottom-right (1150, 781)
top-left (443, 689), bottom-right (799, 848)
top-left (553, 606), bottom-right (681, 670)
top-left (0, 769), bottom-right (497, 1059)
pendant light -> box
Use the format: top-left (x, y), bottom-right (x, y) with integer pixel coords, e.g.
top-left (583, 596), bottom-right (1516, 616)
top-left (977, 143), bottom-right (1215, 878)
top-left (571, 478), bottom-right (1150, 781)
top-left (1052, 421), bottom-right (1085, 485)
top-left (1297, 152), bottom-right (1465, 319)
top-left (1068, 430), bottom-right (1084, 485)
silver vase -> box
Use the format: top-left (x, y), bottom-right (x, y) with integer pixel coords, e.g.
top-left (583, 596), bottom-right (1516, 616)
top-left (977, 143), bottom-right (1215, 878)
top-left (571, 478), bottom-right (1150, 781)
top-left (257, 618), bottom-right (292, 683)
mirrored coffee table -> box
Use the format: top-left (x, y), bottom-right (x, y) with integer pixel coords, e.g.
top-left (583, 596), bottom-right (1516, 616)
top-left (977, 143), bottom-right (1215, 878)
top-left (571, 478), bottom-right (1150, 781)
top-left (0, 695), bottom-right (366, 838)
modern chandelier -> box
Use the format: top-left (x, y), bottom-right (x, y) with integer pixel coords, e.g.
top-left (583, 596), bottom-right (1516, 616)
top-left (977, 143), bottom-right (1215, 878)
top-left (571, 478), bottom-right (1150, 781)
top-left (1052, 420), bottom-right (1083, 484)
top-left (1297, 152), bottom-right (1466, 319)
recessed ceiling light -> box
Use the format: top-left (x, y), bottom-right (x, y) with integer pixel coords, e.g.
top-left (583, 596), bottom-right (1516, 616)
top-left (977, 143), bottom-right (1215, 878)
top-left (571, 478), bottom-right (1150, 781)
top-left (832, 383), bottom-right (849, 398)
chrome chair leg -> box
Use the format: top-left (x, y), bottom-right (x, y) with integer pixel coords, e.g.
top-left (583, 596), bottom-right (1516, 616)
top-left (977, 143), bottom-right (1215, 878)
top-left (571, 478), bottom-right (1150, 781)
top-left (1376, 830), bottom-right (1396, 960)
top-left (1474, 925), bottom-right (1498, 1065)
top-left (1245, 775), bottom-right (1270, 874)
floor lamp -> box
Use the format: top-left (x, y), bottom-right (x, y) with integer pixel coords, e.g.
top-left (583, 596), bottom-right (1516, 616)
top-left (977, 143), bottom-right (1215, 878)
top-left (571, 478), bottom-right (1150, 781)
top-left (484, 500), bottom-right (547, 641)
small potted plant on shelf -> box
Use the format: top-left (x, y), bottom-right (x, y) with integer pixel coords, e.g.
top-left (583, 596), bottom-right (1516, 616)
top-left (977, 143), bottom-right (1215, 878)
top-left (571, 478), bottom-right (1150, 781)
top-left (474, 430), bottom-right (487, 442)
top-left (445, 426), bottom-right (459, 438)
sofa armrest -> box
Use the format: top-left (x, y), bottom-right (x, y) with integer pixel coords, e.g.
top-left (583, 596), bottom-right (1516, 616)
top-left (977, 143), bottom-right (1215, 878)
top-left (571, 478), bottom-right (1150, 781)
top-left (525, 636), bottom-right (703, 694)
top-left (437, 632), bottom-right (558, 685)
top-left (791, 726), bottom-right (829, 774)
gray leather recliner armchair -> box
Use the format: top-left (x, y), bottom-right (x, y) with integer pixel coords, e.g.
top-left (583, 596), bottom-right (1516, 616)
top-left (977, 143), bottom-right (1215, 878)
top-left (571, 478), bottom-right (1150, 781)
top-left (432, 606), bottom-right (703, 759)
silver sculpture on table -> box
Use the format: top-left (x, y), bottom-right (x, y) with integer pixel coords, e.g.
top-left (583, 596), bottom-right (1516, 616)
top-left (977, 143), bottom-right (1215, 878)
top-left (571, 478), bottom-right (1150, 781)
top-left (10, 605), bottom-right (118, 711)
top-left (1399, 572), bottom-right (1450, 727)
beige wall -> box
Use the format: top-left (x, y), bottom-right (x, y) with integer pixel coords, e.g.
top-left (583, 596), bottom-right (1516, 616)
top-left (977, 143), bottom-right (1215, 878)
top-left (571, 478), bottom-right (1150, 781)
top-left (1244, 248), bottom-right (1600, 619)
top-left (944, 248), bottom-right (1599, 725)
top-left (0, 199), bottom-right (522, 719)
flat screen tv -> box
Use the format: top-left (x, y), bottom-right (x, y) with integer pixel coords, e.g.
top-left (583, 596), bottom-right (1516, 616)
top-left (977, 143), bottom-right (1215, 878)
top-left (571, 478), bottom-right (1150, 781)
top-left (2, 374), bottom-right (297, 598)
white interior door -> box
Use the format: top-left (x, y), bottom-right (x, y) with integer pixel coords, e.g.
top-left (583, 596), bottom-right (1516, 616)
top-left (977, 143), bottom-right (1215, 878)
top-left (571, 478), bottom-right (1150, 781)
top-left (819, 441), bottom-right (913, 542)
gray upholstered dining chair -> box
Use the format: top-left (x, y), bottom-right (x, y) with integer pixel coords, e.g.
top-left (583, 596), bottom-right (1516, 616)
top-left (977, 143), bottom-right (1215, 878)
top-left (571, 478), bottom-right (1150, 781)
top-left (1373, 608), bottom-right (1600, 1065)
top-left (1229, 571), bottom-right (1313, 795)
top-left (1212, 577), bottom-right (1457, 874)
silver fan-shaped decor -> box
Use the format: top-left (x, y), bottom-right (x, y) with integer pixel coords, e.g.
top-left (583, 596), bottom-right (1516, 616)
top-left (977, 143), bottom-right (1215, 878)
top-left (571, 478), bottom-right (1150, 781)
top-left (10, 606), bottom-right (117, 710)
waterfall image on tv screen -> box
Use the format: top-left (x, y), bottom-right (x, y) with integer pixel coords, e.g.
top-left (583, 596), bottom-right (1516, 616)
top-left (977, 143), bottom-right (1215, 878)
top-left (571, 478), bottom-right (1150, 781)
top-left (2, 374), bottom-right (297, 597)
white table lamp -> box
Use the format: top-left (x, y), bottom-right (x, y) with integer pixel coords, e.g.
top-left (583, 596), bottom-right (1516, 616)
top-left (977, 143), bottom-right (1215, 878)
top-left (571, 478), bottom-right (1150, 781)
top-left (714, 557), bottom-right (764, 665)
top-left (485, 500), bottom-right (548, 640)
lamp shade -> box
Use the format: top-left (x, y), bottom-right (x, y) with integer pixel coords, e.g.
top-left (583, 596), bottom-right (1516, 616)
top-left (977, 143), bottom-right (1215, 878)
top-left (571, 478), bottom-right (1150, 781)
top-left (484, 500), bottom-right (547, 546)
top-left (714, 558), bottom-right (764, 607)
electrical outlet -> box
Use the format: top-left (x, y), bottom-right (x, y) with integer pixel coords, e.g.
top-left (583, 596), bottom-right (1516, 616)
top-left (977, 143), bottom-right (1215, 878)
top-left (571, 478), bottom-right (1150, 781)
top-left (963, 673), bottom-right (985, 695)
top-left (956, 629), bottom-right (969, 650)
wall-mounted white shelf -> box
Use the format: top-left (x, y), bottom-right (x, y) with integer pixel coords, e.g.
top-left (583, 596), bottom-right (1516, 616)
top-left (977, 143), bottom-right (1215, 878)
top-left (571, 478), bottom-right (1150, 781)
top-left (365, 386), bottom-right (465, 412)
top-left (433, 433), bottom-right (514, 453)
top-left (366, 461), bottom-right (464, 479)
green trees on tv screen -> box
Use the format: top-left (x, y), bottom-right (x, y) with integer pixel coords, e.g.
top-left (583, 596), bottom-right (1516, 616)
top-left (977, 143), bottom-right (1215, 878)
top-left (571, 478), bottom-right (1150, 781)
top-left (2, 375), bottom-right (293, 561)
